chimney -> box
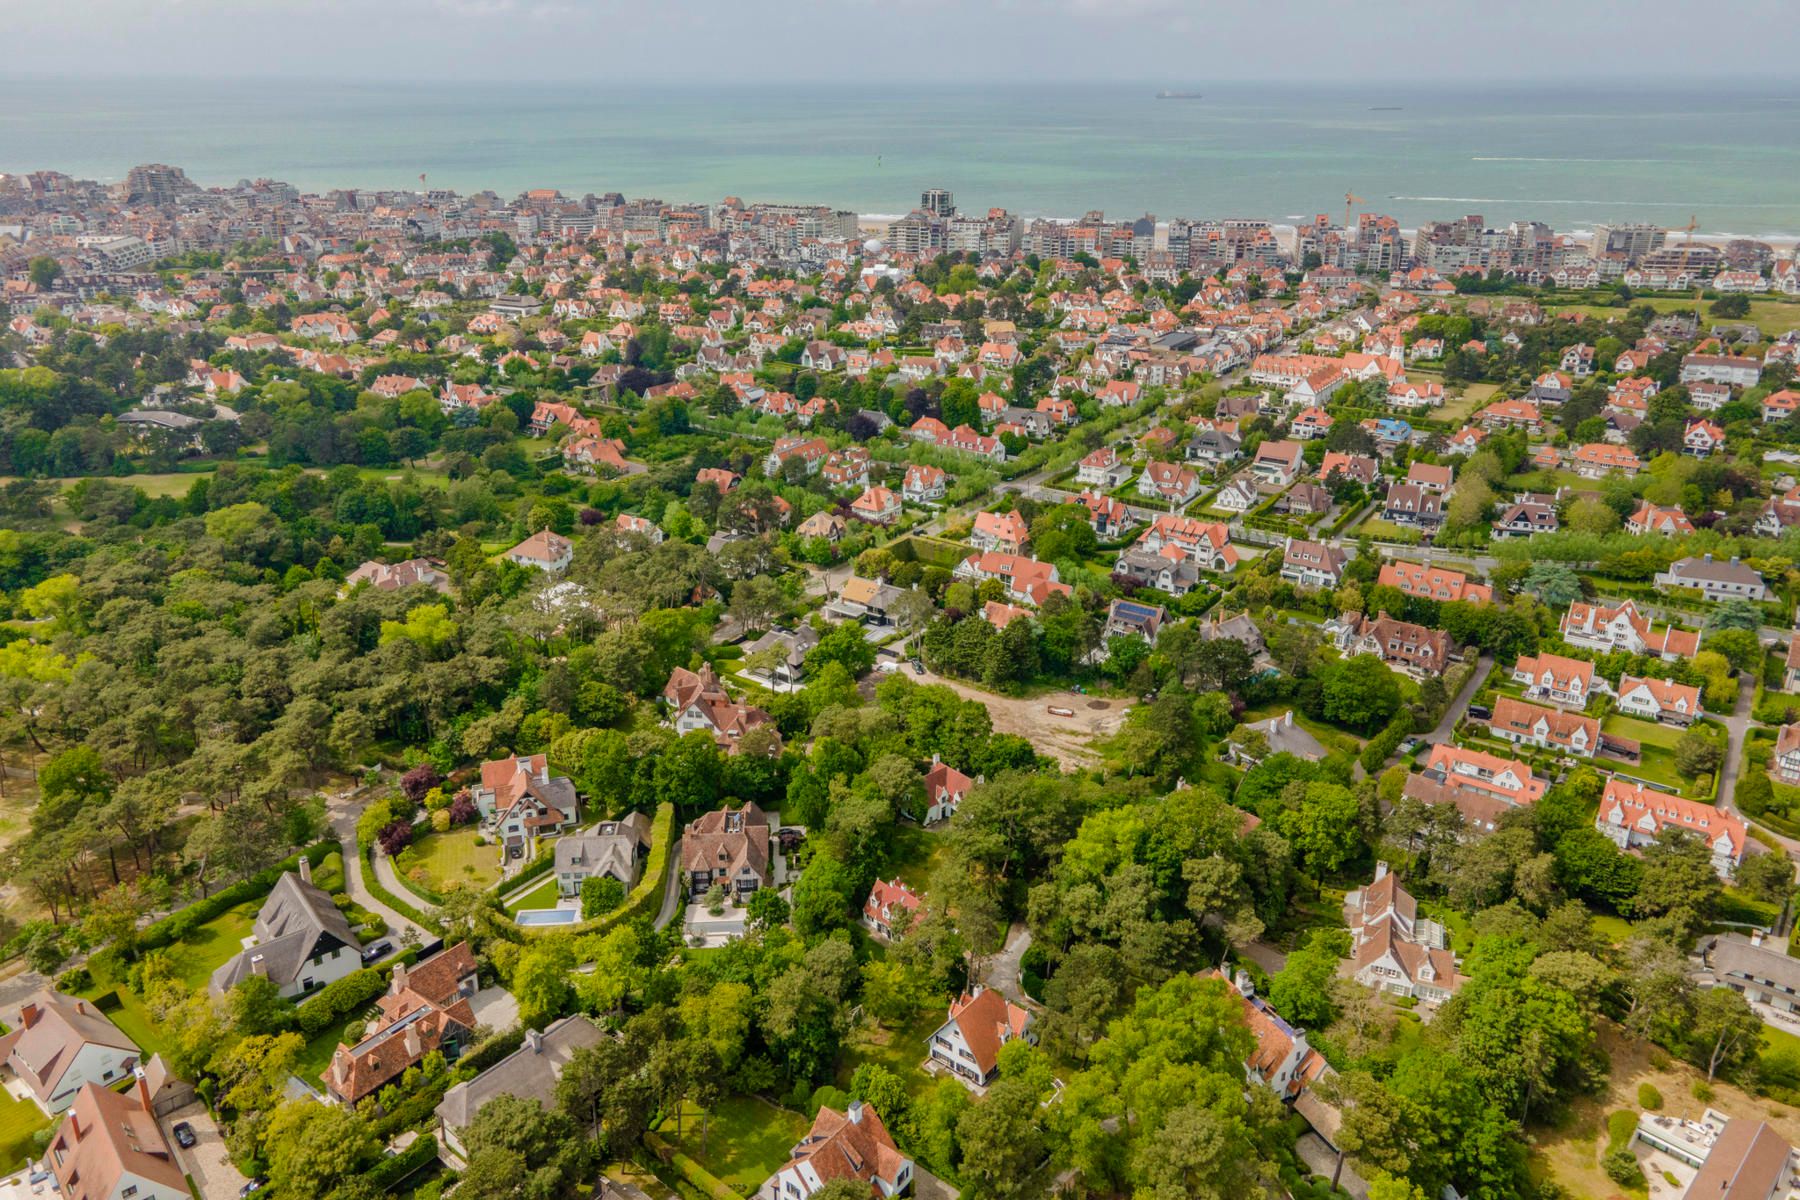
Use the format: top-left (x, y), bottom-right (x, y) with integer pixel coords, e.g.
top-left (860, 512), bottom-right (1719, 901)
top-left (524, 1028), bottom-right (543, 1055)
top-left (846, 1100), bottom-right (864, 1125)
top-left (1284, 710), bottom-right (1294, 728)
top-left (250, 954), bottom-right (266, 977)
top-left (134, 1066), bottom-right (154, 1115)
top-left (65, 1111), bottom-right (82, 1143)
top-left (1703, 552), bottom-right (1713, 563)
top-left (1233, 969), bottom-right (1255, 998)
top-left (1374, 861), bottom-right (1389, 882)
top-left (391, 961), bottom-right (408, 994)
top-left (404, 1026), bottom-right (422, 1059)
top-left (19, 1002), bottom-right (40, 1030)
top-left (298, 855), bottom-right (312, 885)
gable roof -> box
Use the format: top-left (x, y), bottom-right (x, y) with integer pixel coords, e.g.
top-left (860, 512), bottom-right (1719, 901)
top-left (435, 1015), bottom-right (609, 1132)
top-left (211, 871), bottom-right (361, 992)
top-left (0, 992), bottom-right (137, 1104)
top-left (48, 1083), bottom-right (185, 1200)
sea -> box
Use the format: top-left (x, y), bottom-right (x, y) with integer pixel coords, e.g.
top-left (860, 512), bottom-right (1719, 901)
top-left (3, 79), bottom-right (1798, 239)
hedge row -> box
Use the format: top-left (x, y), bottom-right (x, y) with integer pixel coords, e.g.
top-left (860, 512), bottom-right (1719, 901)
top-left (362, 845), bottom-right (445, 936)
top-left (141, 841), bottom-right (338, 951)
top-left (295, 965), bottom-right (388, 1038)
top-left (364, 1134), bottom-right (439, 1192)
top-left (494, 842), bottom-right (557, 898)
top-left (1360, 710), bottom-right (1417, 775)
top-left (643, 1133), bottom-right (737, 1200)
top-left (517, 803), bottom-right (675, 938)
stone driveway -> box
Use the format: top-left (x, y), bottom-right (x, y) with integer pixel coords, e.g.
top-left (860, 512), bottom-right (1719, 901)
top-left (469, 985), bottom-right (519, 1032)
top-left (162, 1100), bottom-right (249, 1200)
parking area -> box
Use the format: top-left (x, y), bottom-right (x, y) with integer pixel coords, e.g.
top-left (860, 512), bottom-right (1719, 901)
top-left (161, 1101), bottom-right (247, 1199)
top-left (468, 985), bottom-right (518, 1032)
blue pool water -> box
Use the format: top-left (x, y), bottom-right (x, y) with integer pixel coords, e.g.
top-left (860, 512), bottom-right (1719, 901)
top-left (514, 908), bottom-right (578, 926)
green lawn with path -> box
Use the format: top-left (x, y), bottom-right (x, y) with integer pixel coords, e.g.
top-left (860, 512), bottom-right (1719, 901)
top-left (657, 1094), bottom-right (810, 1191)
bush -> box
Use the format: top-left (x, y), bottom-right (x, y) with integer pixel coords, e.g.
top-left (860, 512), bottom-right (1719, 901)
top-left (1638, 1082), bottom-right (1663, 1110)
top-left (379, 820), bottom-right (415, 856)
top-left (1693, 1080), bottom-right (1715, 1102)
top-left (580, 876), bottom-right (625, 919)
top-left (1602, 1148), bottom-right (1643, 1188)
top-left (295, 967), bottom-right (386, 1038)
top-left (401, 764), bottom-right (444, 804)
top-left (449, 792), bottom-right (478, 825)
top-left (56, 966), bottom-right (92, 993)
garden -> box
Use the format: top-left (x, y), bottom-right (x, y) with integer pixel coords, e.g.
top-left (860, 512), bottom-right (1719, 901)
top-left (0, 1082), bottom-right (50, 1174)
top-left (393, 825), bottom-right (505, 894)
top-left (654, 1094), bottom-right (812, 1193)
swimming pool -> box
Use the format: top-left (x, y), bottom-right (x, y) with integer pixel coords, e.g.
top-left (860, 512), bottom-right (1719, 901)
top-left (514, 907), bottom-right (579, 926)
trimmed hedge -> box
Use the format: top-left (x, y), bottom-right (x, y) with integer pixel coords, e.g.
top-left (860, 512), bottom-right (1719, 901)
top-left (495, 842), bottom-right (556, 898)
top-left (362, 844), bottom-right (445, 935)
top-left (296, 966), bottom-right (387, 1038)
top-left (517, 803), bottom-right (675, 938)
top-left (1360, 710), bottom-right (1416, 775)
top-left (142, 841), bottom-right (338, 952)
top-left (364, 1135), bottom-right (438, 1192)
top-left (643, 1133), bottom-right (736, 1200)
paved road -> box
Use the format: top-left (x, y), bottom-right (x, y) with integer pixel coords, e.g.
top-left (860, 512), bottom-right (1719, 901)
top-left (653, 839), bottom-right (684, 930)
top-left (980, 922), bottom-right (1034, 1004)
top-left (1430, 654), bottom-right (1492, 743)
top-left (1716, 678), bottom-right (1800, 858)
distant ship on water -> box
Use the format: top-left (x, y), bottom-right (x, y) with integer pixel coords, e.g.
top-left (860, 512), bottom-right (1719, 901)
top-left (1156, 91), bottom-right (1204, 100)
top-left (1369, 106), bottom-right (1403, 111)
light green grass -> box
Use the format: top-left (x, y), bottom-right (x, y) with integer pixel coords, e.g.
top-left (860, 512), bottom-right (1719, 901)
top-left (1546, 296), bottom-right (1800, 339)
top-left (835, 1005), bottom-right (948, 1099)
top-left (657, 1095), bottom-right (811, 1191)
top-left (1592, 914), bottom-right (1636, 945)
top-left (0, 1084), bottom-right (50, 1173)
top-left (886, 825), bottom-right (951, 896)
top-left (396, 826), bottom-right (503, 892)
top-left (81, 987), bottom-right (173, 1062)
top-left (504, 877), bottom-right (561, 915)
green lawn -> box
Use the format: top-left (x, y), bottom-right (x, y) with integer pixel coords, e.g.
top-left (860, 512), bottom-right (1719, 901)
top-left (836, 1004), bottom-right (948, 1099)
top-left (396, 826), bottom-right (503, 892)
top-left (292, 1005), bottom-right (379, 1088)
top-left (1591, 913), bottom-right (1636, 946)
top-left (82, 987), bottom-right (173, 1062)
top-left (0, 1085), bottom-right (50, 1173)
top-left (1602, 713), bottom-right (1705, 753)
top-left (886, 825), bottom-right (951, 896)
top-left (1546, 296), bottom-right (1800, 339)
top-left (658, 1095), bottom-right (811, 1192)
top-left (504, 877), bottom-right (561, 915)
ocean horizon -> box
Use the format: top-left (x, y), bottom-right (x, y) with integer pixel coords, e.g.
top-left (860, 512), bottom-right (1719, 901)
top-left (3, 79), bottom-right (1798, 239)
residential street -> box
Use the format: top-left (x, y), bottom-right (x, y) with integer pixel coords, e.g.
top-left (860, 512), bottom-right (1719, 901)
top-left (1717, 679), bottom-right (1800, 858)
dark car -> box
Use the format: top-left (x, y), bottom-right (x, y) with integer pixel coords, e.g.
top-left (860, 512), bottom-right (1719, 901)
top-left (1467, 704), bottom-right (1491, 721)
top-left (172, 1122), bottom-right (197, 1149)
top-left (910, 658), bottom-right (925, 675)
top-left (241, 1179), bottom-right (267, 1197)
top-left (361, 941), bottom-right (393, 963)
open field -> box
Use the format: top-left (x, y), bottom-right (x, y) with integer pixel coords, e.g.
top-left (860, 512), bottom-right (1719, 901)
top-left (1545, 295), bottom-right (1800, 338)
top-left (904, 662), bottom-right (1132, 769)
top-left (1435, 382), bottom-right (1498, 425)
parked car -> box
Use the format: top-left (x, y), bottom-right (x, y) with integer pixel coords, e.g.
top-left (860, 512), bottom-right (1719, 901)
top-left (1467, 704), bottom-right (1491, 721)
top-left (241, 1180), bottom-right (267, 1197)
top-left (172, 1122), bottom-right (196, 1149)
top-left (910, 658), bottom-right (925, 674)
top-left (361, 941), bottom-right (393, 963)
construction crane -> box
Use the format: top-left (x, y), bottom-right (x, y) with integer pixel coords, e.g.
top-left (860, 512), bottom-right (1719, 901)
top-left (1675, 214), bottom-right (1699, 243)
top-left (1343, 191), bottom-right (1364, 231)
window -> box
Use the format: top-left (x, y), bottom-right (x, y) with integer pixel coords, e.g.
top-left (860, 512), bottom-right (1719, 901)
top-left (123, 1188), bottom-right (138, 1198)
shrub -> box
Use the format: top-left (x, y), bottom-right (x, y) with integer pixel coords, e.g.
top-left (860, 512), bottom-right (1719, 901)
top-left (379, 820), bottom-right (415, 856)
top-left (1638, 1083), bottom-right (1663, 1110)
top-left (56, 966), bottom-right (92, 993)
top-left (580, 876), bottom-right (625, 919)
top-left (1602, 1149), bottom-right (1643, 1188)
top-left (1694, 1081), bottom-right (1715, 1102)
top-left (431, 809), bottom-right (451, 833)
top-left (401, 764), bottom-right (444, 804)
top-left (449, 792), bottom-right (478, 825)
top-left (296, 967), bottom-right (386, 1038)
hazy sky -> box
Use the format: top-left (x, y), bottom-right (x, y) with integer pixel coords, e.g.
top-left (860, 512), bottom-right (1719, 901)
top-left (7, 0), bottom-right (1795, 84)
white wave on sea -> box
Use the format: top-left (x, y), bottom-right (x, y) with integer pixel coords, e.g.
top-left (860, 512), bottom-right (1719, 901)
top-left (1471, 157), bottom-right (1672, 164)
